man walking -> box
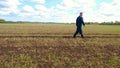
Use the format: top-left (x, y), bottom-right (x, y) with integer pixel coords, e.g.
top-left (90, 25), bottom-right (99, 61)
top-left (73, 12), bottom-right (85, 38)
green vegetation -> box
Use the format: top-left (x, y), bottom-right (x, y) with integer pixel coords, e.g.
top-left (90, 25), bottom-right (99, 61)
top-left (100, 21), bottom-right (120, 25)
top-left (0, 19), bottom-right (5, 23)
top-left (0, 18), bottom-right (120, 25)
top-left (0, 24), bottom-right (120, 68)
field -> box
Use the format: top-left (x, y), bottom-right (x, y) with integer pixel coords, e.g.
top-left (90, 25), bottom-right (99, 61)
top-left (0, 24), bottom-right (120, 68)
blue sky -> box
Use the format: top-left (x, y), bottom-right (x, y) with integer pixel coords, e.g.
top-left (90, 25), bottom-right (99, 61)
top-left (0, 0), bottom-right (120, 23)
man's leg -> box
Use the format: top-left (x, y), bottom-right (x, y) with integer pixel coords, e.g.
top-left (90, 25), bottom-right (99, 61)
top-left (81, 34), bottom-right (84, 38)
top-left (73, 28), bottom-right (79, 38)
top-left (79, 28), bottom-right (84, 38)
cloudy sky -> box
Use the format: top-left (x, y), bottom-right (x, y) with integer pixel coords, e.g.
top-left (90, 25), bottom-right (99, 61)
top-left (0, 0), bottom-right (120, 23)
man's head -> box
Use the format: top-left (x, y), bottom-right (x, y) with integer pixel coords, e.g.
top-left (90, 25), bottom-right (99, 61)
top-left (80, 12), bottom-right (83, 16)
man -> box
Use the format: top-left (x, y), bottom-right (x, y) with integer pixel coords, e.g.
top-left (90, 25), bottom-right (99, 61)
top-left (73, 12), bottom-right (85, 38)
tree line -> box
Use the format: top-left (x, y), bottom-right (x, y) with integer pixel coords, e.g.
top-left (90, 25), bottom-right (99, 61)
top-left (0, 19), bottom-right (120, 25)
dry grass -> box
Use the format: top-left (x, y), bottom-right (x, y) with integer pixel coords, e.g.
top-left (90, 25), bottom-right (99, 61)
top-left (0, 24), bottom-right (120, 68)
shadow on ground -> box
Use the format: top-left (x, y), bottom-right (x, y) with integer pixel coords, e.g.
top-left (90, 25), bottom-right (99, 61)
top-left (0, 35), bottom-right (120, 38)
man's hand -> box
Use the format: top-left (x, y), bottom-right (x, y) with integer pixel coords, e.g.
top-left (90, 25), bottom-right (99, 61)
top-left (83, 24), bottom-right (85, 27)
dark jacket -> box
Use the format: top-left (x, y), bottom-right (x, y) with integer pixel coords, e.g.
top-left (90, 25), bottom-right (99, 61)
top-left (76, 16), bottom-right (85, 27)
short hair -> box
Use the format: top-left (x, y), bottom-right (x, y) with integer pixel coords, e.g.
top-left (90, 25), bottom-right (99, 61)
top-left (80, 12), bottom-right (83, 14)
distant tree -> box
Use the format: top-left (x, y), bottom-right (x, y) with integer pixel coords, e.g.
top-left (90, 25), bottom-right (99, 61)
top-left (0, 19), bottom-right (5, 23)
top-left (115, 21), bottom-right (120, 23)
top-left (100, 21), bottom-right (120, 25)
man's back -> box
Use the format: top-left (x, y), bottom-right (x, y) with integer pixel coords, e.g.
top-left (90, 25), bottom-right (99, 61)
top-left (76, 16), bottom-right (84, 27)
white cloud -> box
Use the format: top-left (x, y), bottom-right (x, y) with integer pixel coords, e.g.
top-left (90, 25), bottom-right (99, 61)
top-left (56, 4), bottom-right (66, 10)
top-left (56, 0), bottom-right (96, 14)
top-left (0, 10), bottom-right (11, 15)
top-left (30, 0), bottom-right (45, 4)
top-left (0, 0), bottom-right (120, 22)
top-left (63, 0), bottom-right (77, 9)
top-left (0, 0), bottom-right (21, 7)
top-left (0, 0), bottom-right (99, 22)
top-left (35, 4), bottom-right (50, 18)
top-left (35, 5), bottom-right (48, 11)
top-left (98, 0), bottom-right (120, 22)
top-left (47, 8), bottom-right (76, 23)
top-left (23, 5), bottom-right (35, 12)
top-left (99, 2), bottom-right (114, 15)
top-left (0, 0), bottom-right (21, 15)
top-left (55, 0), bottom-right (97, 22)
top-left (56, 0), bottom-right (77, 10)
top-left (56, 0), bottom-right (96, 10)
top-left (57, 0), bottom-right (120, 22)
top-left (19, 4), bottom-right (50, 19)
top-left (76, 0), bottom-right (96, 6)
top-left (18, 12), bottom-right (33, 17)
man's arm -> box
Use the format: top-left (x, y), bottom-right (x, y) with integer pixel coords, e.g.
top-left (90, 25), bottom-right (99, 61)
top-left (81, 17), bottom-right (85, 26)
top-left (76, 17), bottom-right (79, 26)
